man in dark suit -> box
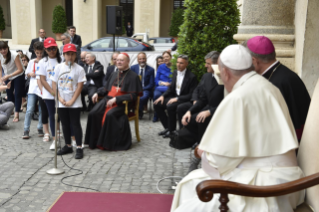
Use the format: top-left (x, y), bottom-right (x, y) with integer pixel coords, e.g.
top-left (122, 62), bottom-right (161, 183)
top-left (154, 55), bottom-right (198, 138)
top-left (60, 33), bottom-right (81, 62)
top-left (126, 22), bottom-right (134, 37)
top-left (29, 29), bottom-right (46, 59)
top-left (181, 51), bottom-right (224, 172)
top-left (68, 26), bottom-right (82, 48)
top-left (103, 51), bottom-right (120, 86)
top-left (131, 52), bottom-right (155, 119)
top-left (81, 53), bottom-right (104, 111)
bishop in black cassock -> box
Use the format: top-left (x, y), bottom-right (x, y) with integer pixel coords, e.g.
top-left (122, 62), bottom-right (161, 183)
top-left (84, 53), bottom-right (143, 151)
top-left (246, 36), bottom-right (310, 140)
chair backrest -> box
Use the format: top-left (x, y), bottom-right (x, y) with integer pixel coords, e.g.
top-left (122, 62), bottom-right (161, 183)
top-left (298, 79), bottom-right (319, 211)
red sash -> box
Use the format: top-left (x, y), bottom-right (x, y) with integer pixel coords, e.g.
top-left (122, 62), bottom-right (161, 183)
top-left (101, 86), bottom-right (127, 126)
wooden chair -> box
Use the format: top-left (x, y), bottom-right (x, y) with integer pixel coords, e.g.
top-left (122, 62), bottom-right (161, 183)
top-left (123, 75), bottom-right (142, 142)
top-left (123, 96), bottom-right (141, 142)
top-left (196, 80), bottom-right (319, 212)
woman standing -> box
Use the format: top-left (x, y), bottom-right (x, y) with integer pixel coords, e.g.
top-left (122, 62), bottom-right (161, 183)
top-left (38, 37), bottom-right (61, 150)
top-left (0, 41), bottom-right (24, 122)
top-left (153, 51), bottom-right (172, 122)
top-left (51, 44), bottom-right (86, 159)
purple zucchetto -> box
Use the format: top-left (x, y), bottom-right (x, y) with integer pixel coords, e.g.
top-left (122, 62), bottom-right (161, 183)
top-left (247, 36), bottom-right (275, 55)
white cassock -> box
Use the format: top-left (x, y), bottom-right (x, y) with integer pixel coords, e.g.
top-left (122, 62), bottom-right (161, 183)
top-left (171, 71), bottom-right (305, 212)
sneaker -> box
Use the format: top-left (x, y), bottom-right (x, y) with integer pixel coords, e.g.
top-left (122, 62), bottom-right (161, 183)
top-left (22, 131), bottom-right (30, 139)
top-left (49, 140), bottom-right (60, 150)
top-left (38, 129), bottom-right (44, 137)
top-left (72, 140), bottom-right (77, 148)
top-left (57, 145), bottom-right (73, 155)
top-left (0, 124), bottom-right (10, 130)
top-left (82, 143), bottom-right (89, 149)
top-left (75, 148), bottom-right (83, 159)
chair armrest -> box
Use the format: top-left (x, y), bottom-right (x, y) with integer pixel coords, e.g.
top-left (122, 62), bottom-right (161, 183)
top-left (123, 101), bottom-right (129, 115)
top-left (196, 172), bottom-right (319, 202)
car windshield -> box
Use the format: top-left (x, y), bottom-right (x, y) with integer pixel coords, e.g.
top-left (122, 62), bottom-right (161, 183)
top-left (89, 38), bottom-right (111, 49)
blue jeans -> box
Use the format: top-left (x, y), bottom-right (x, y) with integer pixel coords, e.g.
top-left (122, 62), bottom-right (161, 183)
top-left (24, 94), bottom-right (42, 132)
top-left (139, 90), bottom-right (151, 113)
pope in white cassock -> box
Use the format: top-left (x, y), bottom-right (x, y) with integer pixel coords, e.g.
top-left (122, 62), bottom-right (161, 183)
top-left (170, 45), bottom-right (305, 212)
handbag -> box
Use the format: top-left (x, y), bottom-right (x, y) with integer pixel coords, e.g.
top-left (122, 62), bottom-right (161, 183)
top-left (169, 127), bottom-right (197, 150)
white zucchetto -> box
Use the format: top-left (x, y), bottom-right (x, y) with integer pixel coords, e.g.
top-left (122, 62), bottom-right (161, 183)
top-left (220, 44), bottom-right (252, 70)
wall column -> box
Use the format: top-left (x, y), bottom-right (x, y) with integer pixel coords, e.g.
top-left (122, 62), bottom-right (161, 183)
top-left (10, 0), bottom-right (33, 45)
top-left (73, 0), bottom-right (102, 46)
top-left (234, 0), bottom-right (296, 71)
top-left (30, 0), bottom-right (43, 39)
top-left (134, 0), bottom-right (161, 38)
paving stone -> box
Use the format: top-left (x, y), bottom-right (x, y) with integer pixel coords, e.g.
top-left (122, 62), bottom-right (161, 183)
top-left (0, 112), bottom-right (190, 210)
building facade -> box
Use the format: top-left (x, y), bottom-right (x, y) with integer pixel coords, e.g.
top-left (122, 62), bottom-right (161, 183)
top-left (0, 0), bottom-right (183, 46)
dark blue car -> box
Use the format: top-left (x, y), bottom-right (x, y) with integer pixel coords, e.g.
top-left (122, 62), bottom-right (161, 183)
top-left (81, 37), bottom-right (154, 52)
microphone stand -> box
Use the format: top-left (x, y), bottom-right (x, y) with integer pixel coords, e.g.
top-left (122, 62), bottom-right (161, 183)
top-left (47, 62), bottom-right (72, 175)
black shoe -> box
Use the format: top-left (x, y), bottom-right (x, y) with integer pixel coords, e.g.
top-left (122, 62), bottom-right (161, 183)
top-left (38, 129), bottom-right (44, 137)
top-left (158, 129), bottom-right (169, 136)
top-left (22, 131), bottom-right (30, 139)
top-left (75, 148), bottom-right (83, 159)
top-left (163, 131), bottom-right (176, 139)
top-left (152, 116), bottom-right (158, 122)
top-left (57, 145), bottom-right (73, 155)
top-left (32, 113), bottom-right (39, 121)
top-left (139, 113), bottom-right (143, 120)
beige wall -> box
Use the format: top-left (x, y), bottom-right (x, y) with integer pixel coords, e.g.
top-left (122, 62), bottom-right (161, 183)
top-left (160, 0), bottom-right (173, 37)
top-left (11, 0), bottom-right (32, 45)
top-left (134, 0), bottom-right (161, 38)
top-left (73, 0), bottom-right (102, 46)
top-left (296, 0), bottom-right (319, 96)
top-left (41, 0), bottom-right (64, 38)
top-left (0, 0), bottom-right (12, 39)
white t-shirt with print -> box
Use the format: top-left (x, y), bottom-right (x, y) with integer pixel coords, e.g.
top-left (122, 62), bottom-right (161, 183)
top-left (37, 57), bottom-right (58, 100)
top-left (51, 62), bottom-right (87, 108)
top-left (25, 59), bottom-right (41, 97)
top-left (0, 51), bottom-right (24, 80)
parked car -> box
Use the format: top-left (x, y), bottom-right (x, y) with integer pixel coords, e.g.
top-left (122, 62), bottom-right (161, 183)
top-left (131, 33), bottom-right (175, 51)
top-left (81, 37), bottom-right (154, 52)
top-left (149, 37), bottom-right (176, 44)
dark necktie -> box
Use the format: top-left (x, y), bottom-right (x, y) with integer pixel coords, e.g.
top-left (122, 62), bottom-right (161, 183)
top-left (89, 65), bottom-right (93, 73)
top-left (140, 68), bottom-right (144, 86)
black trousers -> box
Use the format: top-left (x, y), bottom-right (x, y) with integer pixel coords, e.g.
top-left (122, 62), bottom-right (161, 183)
top-left (185, 112), bottom-right (212, 143)
top-left (81, 84), bottom-right (98, 108)
top-left (38, 97), bottom-right (49, 125)
top-left (154, 97), bottom-right (184, 131)
top-left (177, 102), bottom-right (193, 122)
top-left (58, 108), bottom-right (82, 146)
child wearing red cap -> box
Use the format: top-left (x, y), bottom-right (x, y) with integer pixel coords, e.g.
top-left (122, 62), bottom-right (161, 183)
top-left (51, 43), bottom-right (87, 159)
top-left (38, 37), bottom-right (62, 150)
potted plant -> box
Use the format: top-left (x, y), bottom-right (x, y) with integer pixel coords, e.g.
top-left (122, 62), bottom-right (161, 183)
top-left (52, 5), bottom-right (67, 41)
top-left (0, 5), bottom-right (5, 38)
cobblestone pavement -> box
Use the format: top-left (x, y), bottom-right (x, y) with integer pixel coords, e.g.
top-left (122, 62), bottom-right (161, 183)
top-left (0, 111), bottom-right (191, 211)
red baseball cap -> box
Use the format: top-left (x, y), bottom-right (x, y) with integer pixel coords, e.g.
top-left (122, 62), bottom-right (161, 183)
top-left (63, 44), bottom-right (77, 53)
top-left (247, 36), bottom-right (275, 55)
top-left (44, 37), bottom-right (57, 48)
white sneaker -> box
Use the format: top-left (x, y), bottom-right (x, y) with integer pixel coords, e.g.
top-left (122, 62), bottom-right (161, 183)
top-left (82, 143), bottom-right (89, 149)
top-left (72, 140), bottom-right (77, 148)
top-left (50, 140), bottom-right (60, 150)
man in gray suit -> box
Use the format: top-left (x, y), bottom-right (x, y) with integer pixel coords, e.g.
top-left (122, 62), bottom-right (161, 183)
top-left (60, 32), bottom-right (81, 62)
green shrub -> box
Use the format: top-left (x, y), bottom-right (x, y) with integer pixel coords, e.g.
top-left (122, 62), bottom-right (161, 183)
top-left (52, 5), bottom-right (67, 33)
top-left (169, 8), bottom-right (184, 37)
top-left (177, 0), bottom-right (240, 79)
top-left (0, 5), bottom-right (5, 31)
